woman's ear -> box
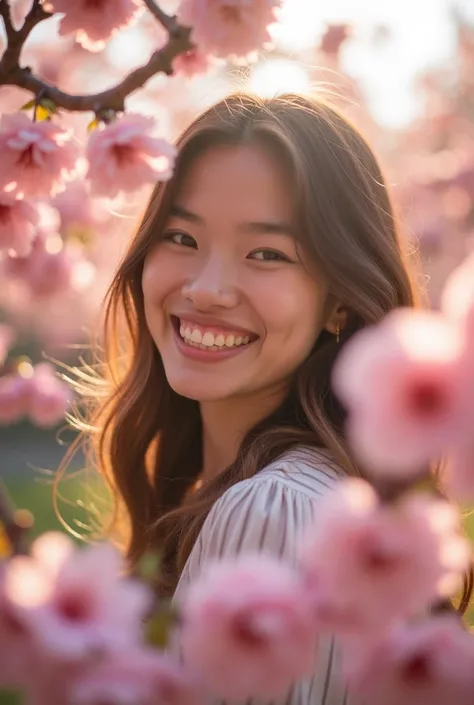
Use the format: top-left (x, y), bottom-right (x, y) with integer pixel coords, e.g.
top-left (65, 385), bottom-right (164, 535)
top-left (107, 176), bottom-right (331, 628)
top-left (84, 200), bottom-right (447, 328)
top-left (324, 303), bottom-right (348, 336)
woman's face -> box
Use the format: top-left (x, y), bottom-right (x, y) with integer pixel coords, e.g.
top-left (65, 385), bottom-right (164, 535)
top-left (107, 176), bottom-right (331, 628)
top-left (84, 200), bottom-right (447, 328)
top-left (142, 143), bottom-right (331, 403)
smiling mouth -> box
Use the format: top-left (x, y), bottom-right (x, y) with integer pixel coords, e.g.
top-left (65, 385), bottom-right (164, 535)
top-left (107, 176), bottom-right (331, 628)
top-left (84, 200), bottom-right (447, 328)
top-left (171, 316), bottom-right (258, 352)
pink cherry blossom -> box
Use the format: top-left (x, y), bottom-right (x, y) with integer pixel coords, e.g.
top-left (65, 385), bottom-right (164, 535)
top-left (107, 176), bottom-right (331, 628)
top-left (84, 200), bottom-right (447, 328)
top-left (332, 308), bottom-right (474, 477)
top-left (177, 0), bottom-right (281, 60)
top-left (5, 532), bottom-right (152, 661)
top-left (0, 112), bottom-right (80, 198)
top-left (71, 649), bottom-right (202, 705)
top-left (43, 0), bottom-right (141, 53)
top-left (172, 48), bottom-right (215, 78)
top-left (86, 113), bottom-right (177, 197)
top-left (344, 615), bottom-right (474, 705)
top-left (300, 479), bottom-right (470, 636)
top-left (0, 564), bottom-right (36, 687)
top-left (10, 0), bottom-right (33, 31)
top-left (0, 192), bottom-right (39, 256)
top-left (0, 373), bottom-right (34, 425)
top-left (179, 554), bottom-right (318, 700)
top-left (0, 324), bottom-right (15, 366)
top-left (52, 181), bottom-right (110, 240)
top-left (28, 364), bottom-right (72, 428)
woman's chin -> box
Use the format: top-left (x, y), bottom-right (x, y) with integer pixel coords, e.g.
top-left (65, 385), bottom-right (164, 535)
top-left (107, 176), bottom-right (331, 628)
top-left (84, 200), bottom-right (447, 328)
top-left (165, 372), bottom-right (237, 402)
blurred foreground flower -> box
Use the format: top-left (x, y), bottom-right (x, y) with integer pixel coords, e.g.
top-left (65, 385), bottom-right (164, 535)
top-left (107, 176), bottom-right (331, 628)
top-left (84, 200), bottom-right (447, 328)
top-left (86, 114), bottom-right (176, 197)
top-left (178, 554), bottom-right (318, 700)
top-left (344, 615), bottom-right (474, 705)
top-left (3, 532), bottom-right (152, 662)
top-left (332, 309), bottom-right (474, 477)
top-left (71, 649), bottom-right (202, 705)
top-left (300, 479), bottom-right (470, 636)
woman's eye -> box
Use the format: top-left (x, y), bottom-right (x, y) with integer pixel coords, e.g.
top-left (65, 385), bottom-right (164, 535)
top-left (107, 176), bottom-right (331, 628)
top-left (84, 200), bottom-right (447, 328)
top-left (165, 231), bottom-right (197, 248)
top-left (248, 249), bottom-right (291, 262)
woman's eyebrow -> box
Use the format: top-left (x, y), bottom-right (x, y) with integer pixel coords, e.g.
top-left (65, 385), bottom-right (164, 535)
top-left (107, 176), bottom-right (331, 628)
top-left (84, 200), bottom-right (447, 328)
top-left (169, 204), bottom-right (203, 224)
top-left (169, 204), bottom-right (293, 236)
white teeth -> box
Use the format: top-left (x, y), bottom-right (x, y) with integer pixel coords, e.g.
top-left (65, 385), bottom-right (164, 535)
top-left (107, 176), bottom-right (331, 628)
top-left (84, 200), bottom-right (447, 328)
top-left (179, 320), bottom-right (254, 351)
top-left (201, 332), bottom-right (215, 347)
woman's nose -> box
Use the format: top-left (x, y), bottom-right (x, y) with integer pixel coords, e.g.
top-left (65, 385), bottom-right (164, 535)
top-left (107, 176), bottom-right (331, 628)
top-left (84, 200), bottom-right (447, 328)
top-left (181, 260), bottom-right (239, 309)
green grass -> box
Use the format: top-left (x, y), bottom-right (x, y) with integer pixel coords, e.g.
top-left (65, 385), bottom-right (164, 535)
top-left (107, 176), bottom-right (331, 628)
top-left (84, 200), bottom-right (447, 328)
top-left (3, 472), bottom-right (109, 543)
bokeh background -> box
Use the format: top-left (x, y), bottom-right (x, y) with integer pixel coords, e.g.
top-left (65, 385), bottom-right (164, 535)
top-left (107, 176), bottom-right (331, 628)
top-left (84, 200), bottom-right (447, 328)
top-left (0, 0), bottom-right (473, 559)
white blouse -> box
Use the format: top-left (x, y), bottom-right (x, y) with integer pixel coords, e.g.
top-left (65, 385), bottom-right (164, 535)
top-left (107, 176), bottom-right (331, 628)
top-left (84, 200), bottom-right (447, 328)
top-left (174, 446), bottom-right (350, 705)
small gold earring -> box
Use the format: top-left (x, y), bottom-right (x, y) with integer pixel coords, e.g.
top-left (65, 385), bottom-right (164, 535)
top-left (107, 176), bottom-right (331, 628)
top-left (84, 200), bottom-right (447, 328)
top-left (336, 323), bottom-right (340, 344)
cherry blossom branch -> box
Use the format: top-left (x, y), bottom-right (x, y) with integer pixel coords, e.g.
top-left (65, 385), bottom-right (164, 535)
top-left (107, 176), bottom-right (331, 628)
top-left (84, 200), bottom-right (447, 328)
top-left (0, 0), bottom-right (193, 115)
top-left (0, 0), bottom-right (52, 74)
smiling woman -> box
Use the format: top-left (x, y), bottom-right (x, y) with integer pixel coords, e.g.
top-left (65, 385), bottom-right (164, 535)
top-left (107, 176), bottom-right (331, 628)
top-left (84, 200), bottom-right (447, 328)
top-left (141, 142), bottom-right (331, 404)
top-left (61, 92), bottom-right (438, 704)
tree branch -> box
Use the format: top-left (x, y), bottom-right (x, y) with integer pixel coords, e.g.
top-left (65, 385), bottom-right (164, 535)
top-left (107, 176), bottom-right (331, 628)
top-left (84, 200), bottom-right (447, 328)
top-left (0, 1), bottom-right (193, 115)
top-left (0, 0), bottom-right (52, 74)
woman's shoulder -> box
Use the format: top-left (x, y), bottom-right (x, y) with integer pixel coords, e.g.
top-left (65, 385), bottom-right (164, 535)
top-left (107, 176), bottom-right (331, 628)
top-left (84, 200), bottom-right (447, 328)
top-left (219, 445), bottom-right (344, 507)
top-left (200, 446), bottom-right (345, 555)
top-left (177, 446), bottom-right (346, 588)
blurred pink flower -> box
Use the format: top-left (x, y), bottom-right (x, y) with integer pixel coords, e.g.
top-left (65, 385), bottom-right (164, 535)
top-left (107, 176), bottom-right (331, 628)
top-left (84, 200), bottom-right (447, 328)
top-left (172, 48), bottom-right (214, 78)
top-left (43, 0), bottom-right (140, 53)
top-left (332, 309), bottom-right (474, 477)
top-left (5, 532), bottom-right (152, 661)
top-left (72, 649), bottom-right (202, 705)
top-left (10, 0), bottom-right (32, 30)
top-left (0, 374), bottom-right (34, 425)
top-left (0, 565), bottom-right (36, 687)
top-left (0, 324), bottom-right (15, 366)
top-left (179, 555), bottom-right (317, 700)
top-left (28, 364), bottom-right (72, 428)
top-left (86, 114), bottom-right (176, 197)
top-left (177, 0), bottom-right (281, 59)
top-left (52, 181), bottom-right (111, 240)
top-left (344, 615), bottom-right (474, 705)
top-left (0, 112), bottom-right (79, 198)
top-left (3, 233), bottom-right (75, 298)
top-left (0, 192), bottom-right (39, 256)
top-left (300, 479), bottom-right (470, 636)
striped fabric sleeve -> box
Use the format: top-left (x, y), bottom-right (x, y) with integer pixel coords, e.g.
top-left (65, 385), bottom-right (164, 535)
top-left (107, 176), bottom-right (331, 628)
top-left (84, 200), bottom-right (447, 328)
top-left (174, 470), bottom-right (350, 705)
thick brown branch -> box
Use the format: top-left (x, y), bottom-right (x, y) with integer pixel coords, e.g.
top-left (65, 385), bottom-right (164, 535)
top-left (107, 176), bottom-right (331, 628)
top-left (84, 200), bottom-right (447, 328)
top-left (0, 0), bottom-right (52, 74)
top-left (1, 24), bottom-right (193, 114)
top-left (142, 0), bottom-right (179, 35)
top-left (0, 1), bottom-right (193, 115)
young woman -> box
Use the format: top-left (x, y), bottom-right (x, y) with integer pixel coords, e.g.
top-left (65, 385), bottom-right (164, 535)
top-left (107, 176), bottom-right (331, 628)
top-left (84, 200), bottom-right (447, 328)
top-left (67, 92), bottom-right (467, 703)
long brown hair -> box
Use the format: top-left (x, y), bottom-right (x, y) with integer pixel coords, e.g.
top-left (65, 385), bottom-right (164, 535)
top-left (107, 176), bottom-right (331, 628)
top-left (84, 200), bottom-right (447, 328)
top-left (57, 92), bottom-right (470, 608)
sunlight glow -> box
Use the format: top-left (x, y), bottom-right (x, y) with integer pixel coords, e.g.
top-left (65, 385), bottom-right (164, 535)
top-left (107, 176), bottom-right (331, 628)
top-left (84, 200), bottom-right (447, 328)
top-left (249, 60), bottom-right (310, 98)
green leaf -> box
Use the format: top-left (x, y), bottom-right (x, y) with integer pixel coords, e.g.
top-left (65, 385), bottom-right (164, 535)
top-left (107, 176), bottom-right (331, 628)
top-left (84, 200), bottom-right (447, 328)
top-left (87, 117), bottom-right (100, 132)
top-left (145, 604), bottom-right (180, 650)
top-left (136, 551), bottom-right (162, 584)
top-left (19, 99), bottom-right (36, 111)
top-left (0, 689), bottom-right (22, 705)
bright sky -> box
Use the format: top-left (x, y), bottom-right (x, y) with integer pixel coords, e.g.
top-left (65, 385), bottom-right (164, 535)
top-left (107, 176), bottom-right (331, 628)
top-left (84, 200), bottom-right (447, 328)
top-left (251, 0), bottom-right (472, 127)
